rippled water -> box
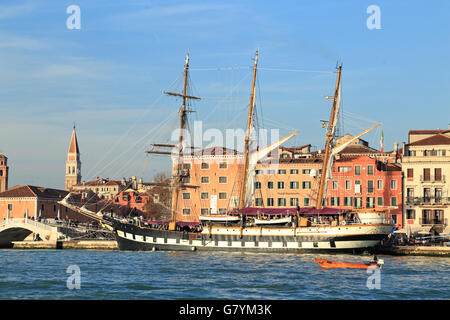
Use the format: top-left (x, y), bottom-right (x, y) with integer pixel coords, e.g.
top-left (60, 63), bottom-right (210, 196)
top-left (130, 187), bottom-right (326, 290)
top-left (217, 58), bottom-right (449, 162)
top-left (0, 250), bottom-right (449, 299)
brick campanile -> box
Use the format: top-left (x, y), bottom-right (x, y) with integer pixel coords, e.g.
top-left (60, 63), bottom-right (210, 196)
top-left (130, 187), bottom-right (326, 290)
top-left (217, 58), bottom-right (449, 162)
top-left (0, 154), bottom-right (8, 192)
top-left (65, 125), bottom-right (82, 191)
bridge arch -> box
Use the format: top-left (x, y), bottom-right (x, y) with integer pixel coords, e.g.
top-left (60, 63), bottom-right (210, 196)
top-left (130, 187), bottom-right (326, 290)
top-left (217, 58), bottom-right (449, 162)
top-left (0, 218), bottom-right (62, 248)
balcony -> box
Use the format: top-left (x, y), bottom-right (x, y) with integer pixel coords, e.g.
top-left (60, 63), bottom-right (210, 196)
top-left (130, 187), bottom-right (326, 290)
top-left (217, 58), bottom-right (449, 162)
top-left (405, 197), bottom-right (450, 206)
top-left (420, 175), bottom-right (446, 183)
top-left (419, 218), bottom-right (448, 226)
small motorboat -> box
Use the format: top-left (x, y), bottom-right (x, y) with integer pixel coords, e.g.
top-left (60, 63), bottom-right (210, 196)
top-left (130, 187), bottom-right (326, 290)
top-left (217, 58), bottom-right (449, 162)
top-left (314, 258), bottom-right (384, 269)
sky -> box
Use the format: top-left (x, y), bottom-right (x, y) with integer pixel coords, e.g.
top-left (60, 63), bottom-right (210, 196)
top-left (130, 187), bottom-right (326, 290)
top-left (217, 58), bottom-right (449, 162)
top-left (0, 0), bottom-right (449, 189)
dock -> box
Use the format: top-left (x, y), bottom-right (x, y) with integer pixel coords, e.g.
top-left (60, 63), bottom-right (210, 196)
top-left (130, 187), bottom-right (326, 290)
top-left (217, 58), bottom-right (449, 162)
top-left (12, 240), bottom-right (118, 250)
top-left (375, 245), bottom-right (450, 257)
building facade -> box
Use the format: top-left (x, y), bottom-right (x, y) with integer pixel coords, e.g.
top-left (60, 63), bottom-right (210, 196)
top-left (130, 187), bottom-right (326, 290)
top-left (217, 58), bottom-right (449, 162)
top-left (402, 129), bottom-right (450, 234)
top-left (0, 154), bottom-right (8, 193)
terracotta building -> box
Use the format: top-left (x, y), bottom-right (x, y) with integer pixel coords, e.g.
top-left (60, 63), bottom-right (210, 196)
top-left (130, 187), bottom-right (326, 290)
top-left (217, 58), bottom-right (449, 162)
top-left (0, 185), bottom-right (95, 222)
top-left (0, 154), bottom-right (8, 193)
top-left (65, 126), bottom-right (81, 191)
top-left (402, 129), bottom-right (450, 235)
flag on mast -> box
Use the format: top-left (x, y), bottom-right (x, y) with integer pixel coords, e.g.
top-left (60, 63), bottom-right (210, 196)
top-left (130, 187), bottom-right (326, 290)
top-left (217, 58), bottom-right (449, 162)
top-left (380, 129), bottom-right (384, 153)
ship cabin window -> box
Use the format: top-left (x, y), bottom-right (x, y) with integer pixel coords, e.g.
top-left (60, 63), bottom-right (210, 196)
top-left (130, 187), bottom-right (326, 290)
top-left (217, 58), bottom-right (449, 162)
top-left (182, 208), bottom-right (191, 216)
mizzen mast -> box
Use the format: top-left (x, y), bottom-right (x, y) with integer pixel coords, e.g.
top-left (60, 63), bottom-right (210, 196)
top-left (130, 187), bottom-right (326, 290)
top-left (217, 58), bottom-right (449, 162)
top-left (238, 49), bottom-right (259, 210)
top-left (316, 65), bottom-right (342, 210)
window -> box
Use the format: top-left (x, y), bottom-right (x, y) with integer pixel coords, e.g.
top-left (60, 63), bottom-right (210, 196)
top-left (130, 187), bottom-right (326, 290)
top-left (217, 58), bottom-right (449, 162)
top-left (330, 197), bottom-right (340, 206)
top-left (345, 180), bottom-right (351, 190)
top-left (255, 198), bottom-right (263, 206)
top-left (390, 180), bottom-right (397, 190)
top-left (423, 168), bottom-right (430, 181)
top-left (302, 181), bottom-right (311, 189)
top-left (391, 197), bottom-right (397, 207)
top-left (267, 170), bottom-right (275, 175)
top-left (219, 176), bottom-right (227, 184)
top-left (182, 163), bottom-right (191, 170)
top-left (377, 197), bottom-right (383, 206)
top-left (278, 198), bottom-right (286, 206)
top-left (290, 169), bottom-right (299, 174)
top-left (435, 188), bottom-right (442, 202)
top-left (302, 169), bottom-right (311, 174)
top-left (290, 181), bottom-right (299, 189)
top-left (255, 170), bottom-right (263, 175)
top-left (266, 198), bottom-right (274, 206)
top-left (367, 180), bottom-right (374, 194)
top-left (407, 168), bottom-right (413, 178)
top-left (354, 180), bottom-right (361, 194)
top-left (435, 168), bottom-right (442, 181)
top-left (201, 208), bottom-right (210, 215)
top-left (290, 198), bottom-right (299, 206)
top-left (219, 162), bottom-right (227, 169)
top-left (338, 166), bottom-right (352, 173)
top-left (182, 208), bottom-right (191, 216)
top-left (278, 169), bottom-right (286, 174)
top-left (219, 192), bottom-right (227, 200)
top-left (377, 180), bottom-right (383, 190)
top-left (406, 209), bottom-right (415, 220)
top-left (366, 197), bottom-right (375, 208)
top-left (219, 208), bottom-right (227, 214)
top-left (354, 197), bottom-right (362, 208)
top-left (303, 198), bottom-right (310, 206)
top-left (200, 192), bottom-right (209, 200)
top-left (344, 197), bottom-right (352, 206)
top-left (424, 188), bottom-right (431, 202)
top-left (254, 182), bottom-right (261, 189)
top-left (277, 181), bottom-right (285, 189)
top-left (332, 181), bottom-right (338, 190)
top-left (201, 162), bottom-right (209, 170)
top-left (182, 192), bottom-right (190, 200)
top-left (267, 181), bottom-right (274, 189)
top-left (201, 176), bottom-right (209, 184)
top-left (355, 165), bottom-right (361, 175)
top-left (367, 165), bottom-right (374, 175)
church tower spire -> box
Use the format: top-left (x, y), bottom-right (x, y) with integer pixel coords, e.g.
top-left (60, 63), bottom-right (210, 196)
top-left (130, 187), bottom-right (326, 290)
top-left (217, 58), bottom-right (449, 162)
top-left (65, 125), bottom-right (81, 191)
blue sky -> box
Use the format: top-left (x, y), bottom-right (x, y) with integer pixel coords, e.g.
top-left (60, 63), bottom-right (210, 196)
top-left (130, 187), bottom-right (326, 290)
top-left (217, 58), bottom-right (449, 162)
top-left (0, 0), bottom-right (449, 189)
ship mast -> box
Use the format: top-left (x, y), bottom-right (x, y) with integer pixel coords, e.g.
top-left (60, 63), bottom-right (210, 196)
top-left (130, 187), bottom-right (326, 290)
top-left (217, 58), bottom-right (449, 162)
top-left (146, 52), bottom-right (200, 229)
top-left (316, 65), bottom-right (342, 210)
top-left (238, 49), bottom-right (259, 210)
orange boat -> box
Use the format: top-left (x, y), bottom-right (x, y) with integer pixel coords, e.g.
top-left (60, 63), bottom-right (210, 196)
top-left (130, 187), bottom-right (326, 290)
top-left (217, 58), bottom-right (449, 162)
top-left (314, 258), bottom-right (382, 269)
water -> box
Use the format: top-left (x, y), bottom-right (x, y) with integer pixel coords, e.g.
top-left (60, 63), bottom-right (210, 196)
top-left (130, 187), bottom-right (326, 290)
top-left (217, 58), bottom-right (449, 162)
top-left (0, 250), bottom-right (449, 300)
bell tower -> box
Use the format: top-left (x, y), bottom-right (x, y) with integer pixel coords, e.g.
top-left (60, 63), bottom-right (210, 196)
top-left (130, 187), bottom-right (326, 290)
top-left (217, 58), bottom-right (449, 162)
top-left (65, 125), bottom-right (81, 191)
top-left (0, 154), bottom-right (8, 193)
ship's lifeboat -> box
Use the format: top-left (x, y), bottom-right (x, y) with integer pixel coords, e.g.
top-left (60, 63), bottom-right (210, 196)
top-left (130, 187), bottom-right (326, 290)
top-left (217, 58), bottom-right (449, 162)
top-left (314, 258), bottom-right (383, 269)
top-left (199, 215), bottom-right (241, 223)
top-left (254, 216), bottom-right (292, 226)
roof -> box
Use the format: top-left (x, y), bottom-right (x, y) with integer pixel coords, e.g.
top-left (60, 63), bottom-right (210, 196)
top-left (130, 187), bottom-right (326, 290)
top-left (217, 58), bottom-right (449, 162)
top-left (191, 146), bottom-right (241, 156)
top-left (73, 179), bottom-right (121, 187)
top-left (0, 185), bottom-right (69, 199)
top-left (409, 133), bottom-right (450, 147)
top-left (68, 126), bottom-right (80, 154)
top-left (409, 129), bottom-right (450, 135)
top-left (338, 144), bottom-right (379, 155)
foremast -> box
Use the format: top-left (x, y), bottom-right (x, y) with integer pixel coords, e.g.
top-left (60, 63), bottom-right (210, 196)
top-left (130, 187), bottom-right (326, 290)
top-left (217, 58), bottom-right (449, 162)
top-left (147, 52), bottom-right (200, 229)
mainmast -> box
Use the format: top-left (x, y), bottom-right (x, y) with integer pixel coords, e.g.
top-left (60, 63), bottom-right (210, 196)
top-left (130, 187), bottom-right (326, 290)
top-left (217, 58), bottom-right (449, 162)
top-left (238, 49), bottom-right (259, 210)
top-left (146, 52), bottom-right (200, 229)
top-left (316, 65), bottom-right (342, 210)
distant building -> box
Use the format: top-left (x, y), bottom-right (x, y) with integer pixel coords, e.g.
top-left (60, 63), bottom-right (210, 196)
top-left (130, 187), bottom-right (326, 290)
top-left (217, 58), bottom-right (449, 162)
top-left (402, 129), bottom-right (450, 235)
top-left (0, 185), bottom-right (95, 222)
top-left (65, 126), bottom-right (81, 191)
top-left (0, 154), bottom-right (8, 193)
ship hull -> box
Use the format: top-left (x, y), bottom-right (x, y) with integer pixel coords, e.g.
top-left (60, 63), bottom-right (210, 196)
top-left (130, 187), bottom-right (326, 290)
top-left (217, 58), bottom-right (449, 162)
top-left (109, 219), bottom-right (391, 253)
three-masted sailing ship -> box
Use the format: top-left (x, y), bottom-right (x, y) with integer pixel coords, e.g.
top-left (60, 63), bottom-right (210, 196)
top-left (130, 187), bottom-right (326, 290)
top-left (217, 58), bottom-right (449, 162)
top-left (59, 50), bottom-right (393, 252)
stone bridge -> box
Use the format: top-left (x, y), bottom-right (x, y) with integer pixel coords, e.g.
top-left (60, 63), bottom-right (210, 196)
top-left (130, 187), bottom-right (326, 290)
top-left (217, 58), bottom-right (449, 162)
top-left (0, 218), bottom-right (64, 248)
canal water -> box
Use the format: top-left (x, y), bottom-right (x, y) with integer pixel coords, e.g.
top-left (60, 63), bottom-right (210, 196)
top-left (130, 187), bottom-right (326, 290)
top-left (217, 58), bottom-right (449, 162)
top-left (0, 250), bottom-right (448, 300)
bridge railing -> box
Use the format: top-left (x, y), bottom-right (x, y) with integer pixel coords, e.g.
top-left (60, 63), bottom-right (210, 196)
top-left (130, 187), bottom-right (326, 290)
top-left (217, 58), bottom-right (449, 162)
top-left (0, 218), bottom-right (57, 232)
